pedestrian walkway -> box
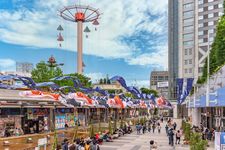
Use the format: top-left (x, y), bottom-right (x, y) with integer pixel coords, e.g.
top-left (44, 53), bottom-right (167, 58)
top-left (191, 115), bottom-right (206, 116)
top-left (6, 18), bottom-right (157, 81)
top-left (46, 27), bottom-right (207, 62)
top-left (100, 119), bottom-right (215, 150)
top-left (100, 119), bottom-right (189, 150)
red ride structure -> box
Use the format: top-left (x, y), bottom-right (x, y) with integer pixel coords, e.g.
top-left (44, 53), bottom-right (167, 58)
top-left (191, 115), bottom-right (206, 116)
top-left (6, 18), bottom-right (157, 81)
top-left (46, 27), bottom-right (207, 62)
top-left (59, 4), bottom-right (101, 74)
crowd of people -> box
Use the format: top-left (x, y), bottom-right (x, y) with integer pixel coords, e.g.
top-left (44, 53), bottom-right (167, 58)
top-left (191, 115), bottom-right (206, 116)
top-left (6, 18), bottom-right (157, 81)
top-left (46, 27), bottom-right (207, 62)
top-left (191, 122), bottom-right (215, 141)
top-left (60, 124), bottom-right (133, 150)
top-left (58, 116), bottom-right (188, 150)
top-left (135, 118), bottom-right (162, 135)
top-left (165, 118), bottom-right (181, 146)
top-left (135, 116), bottom-right (183, 149)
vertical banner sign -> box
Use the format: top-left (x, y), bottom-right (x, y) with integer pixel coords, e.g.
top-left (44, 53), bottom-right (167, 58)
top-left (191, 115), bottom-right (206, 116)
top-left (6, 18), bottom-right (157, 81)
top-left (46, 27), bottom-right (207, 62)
top-left (176, 78), bottom-right (184, 104)
top-left (186, 78), bottom-right (194, 95)
top-left (180, 78), bottom-right (194, 104)
top-left (215, 132), bottom-right (220, 150)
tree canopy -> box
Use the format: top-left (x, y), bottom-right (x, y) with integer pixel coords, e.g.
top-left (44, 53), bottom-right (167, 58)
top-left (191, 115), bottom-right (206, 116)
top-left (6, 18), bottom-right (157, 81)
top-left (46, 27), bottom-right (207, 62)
top-left (140, 87), bottom-right (158, 97)
top-left (31, 61), bottom-right (92, 88)
top-left (31, 61), bottom-right (63, 83)
top-left (199, 4), bottom-right (225, 84)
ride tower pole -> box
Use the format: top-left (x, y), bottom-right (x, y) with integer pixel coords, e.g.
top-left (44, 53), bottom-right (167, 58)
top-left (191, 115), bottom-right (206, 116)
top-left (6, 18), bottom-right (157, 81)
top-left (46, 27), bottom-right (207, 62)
top-left (75, 12), bottom-right (84, 74)
top-left (59, 4), bottom-right (100, 74)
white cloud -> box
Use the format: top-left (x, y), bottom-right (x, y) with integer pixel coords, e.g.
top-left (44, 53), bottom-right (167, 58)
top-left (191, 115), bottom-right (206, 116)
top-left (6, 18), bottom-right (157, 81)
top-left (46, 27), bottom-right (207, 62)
top-left (0, 59), bottom-right (16, 71)
top-left (126, 45), bottom-right (168, 69)
top-left (85, 72), bottom-right (105, 83)
top-left (0, 0), bottom-right (168, 66)
top-left (128, 79), bottom-right (150, 88)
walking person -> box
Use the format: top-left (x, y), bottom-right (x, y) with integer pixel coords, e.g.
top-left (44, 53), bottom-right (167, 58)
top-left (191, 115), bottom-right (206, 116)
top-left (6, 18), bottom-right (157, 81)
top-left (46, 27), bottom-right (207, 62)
top-left (148, 122), bottom-right (152, 133)
top-left (175, 130), bottom-right (181, 144)
top-left (165, 124), bottom-right (169, 136)
top-left (168, 128), bottom-right (174, 146)
top-left (90, 139), bottom-right (100, 150)
top-left (150, 140), bottom-right (157, 150)
top-left (142, 124), bottom-right (146, 134)
top-left (62, 138), bottom-right (69, 150)
top-left (136, 124), bottom-right (139, 134)
top-left (173, 122), bottom-right (177, 130)
top-left (157, 123), bottom-right (161, 133)
top-left (152, 123), bottom-right (156, 133)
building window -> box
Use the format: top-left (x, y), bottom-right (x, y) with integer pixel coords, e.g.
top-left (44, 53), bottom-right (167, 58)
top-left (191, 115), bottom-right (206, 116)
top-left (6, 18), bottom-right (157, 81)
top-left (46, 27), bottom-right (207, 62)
top-left (219, 4), bottom-right (223, 8)
top-left (203, 38), bottom-right (208, 43)
top-left (185, 60), bottom-right (188, 65)
top-left (184, 26), bottom-right (194, 32)
top-left (214, 4), bottom-right (219, 9)
top-left (185, 69), bottom-right (188, 73)
top-left (189, 68), bottom-right (192, 73)
top-left (198, 8), bottom-right (203, 12)
top-left (208, 5), bottom-right (214, 10)
top-left (199, 39), bottom-right (203, 43)
top-left (189, 59), bottom-right (192, 64)
top-left (198, 31), bottom-right (204, 36)
top-left (183, 33), bottom-right (194, 39)
top-left (214, 20), bottom-right (218, 25)
top-left (209, 37), bottom-right (214, 42)
top-left (204, 22), bottom-right (208, 27)
top-left (183, 41), bottom-right (194, 46)
top-left (189, 49), bottom-right (192, 55)
top-left (185, 49), bottom-right (188, 55)
top-left (214, 12), bottom-right (219, 17)
top-left (203, 30), bottom-right (208, 35)
top-left (209, 29), bottom-right (214, 34)
top-left (184, 18), bottom-right (194, 23)
top-left (198, 23), bottom-right (203, 28)
top-left (208, 0), bottom-right (213, 2)
top-left (219, 12), bottom-right (224, 17)
top-left (184, 18), bottom-right (194, 25)
top-left (184, 11), bottom-right (194, 18)
top-left (184, 3), bottom-right (193, 9)
top-left (198, 0), bottom-right (203, 5)
top-left (208, 13), bottom-right (213, 18)
top-left (199, 15), bottom-right (203, 20)
top-left (208, 21), bottom-right (214, 26)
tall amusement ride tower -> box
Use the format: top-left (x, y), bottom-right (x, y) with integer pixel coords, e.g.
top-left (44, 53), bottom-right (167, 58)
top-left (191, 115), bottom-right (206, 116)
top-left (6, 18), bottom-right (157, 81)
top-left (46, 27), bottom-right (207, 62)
top-left (59, 4), bottom-right (101, 74)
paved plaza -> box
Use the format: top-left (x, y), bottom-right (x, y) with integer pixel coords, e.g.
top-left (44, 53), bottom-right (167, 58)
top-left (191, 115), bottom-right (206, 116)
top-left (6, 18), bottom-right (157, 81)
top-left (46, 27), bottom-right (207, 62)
top-left (100, 120), bottom-right (214, 150)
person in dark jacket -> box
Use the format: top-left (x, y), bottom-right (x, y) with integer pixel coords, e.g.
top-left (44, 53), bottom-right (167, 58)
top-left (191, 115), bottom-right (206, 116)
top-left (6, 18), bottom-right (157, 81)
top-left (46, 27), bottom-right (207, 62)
top-left (62, 138), bottom-right (69, 150)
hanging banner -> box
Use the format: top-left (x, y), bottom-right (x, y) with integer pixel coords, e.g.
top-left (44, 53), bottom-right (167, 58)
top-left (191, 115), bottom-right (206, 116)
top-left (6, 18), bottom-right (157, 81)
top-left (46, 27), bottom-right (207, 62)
top-left (180, 78), bottom-right (194, 104)
top-left (176, 78), bottom-right (184, 104)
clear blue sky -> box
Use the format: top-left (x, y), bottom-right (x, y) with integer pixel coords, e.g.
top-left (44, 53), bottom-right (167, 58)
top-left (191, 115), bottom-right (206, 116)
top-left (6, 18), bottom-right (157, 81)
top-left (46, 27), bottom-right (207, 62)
top-left (0, 0), bottom-right (168, 87)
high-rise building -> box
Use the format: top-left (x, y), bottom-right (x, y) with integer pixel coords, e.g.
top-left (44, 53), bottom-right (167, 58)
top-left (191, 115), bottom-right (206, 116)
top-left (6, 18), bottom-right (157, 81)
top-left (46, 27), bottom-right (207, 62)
top-left (168, 0), bottom-right (179, 102)
top-left (197, 0), bottom-right (224, 77)
top-left (178, 0), bottom-right (224, 80)
top-left (169, 0), bottom-right (224, 119)
top-left (178, 0), bottom-right (196, 79)
top-left (16, 62), bottom-right (33, 73)
top-left (150, 71), bottom-right (169, 99)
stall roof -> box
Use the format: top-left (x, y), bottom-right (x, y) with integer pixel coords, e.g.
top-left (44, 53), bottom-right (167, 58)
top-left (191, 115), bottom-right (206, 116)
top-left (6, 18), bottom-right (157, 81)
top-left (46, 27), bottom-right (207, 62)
top-left (0, 89), bottom-right (69, 108)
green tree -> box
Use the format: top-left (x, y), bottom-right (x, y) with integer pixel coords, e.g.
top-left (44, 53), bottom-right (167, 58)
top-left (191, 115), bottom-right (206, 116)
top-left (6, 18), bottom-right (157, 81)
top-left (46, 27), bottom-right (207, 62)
top-left (103, 78), bottom-right (107, 84)
top-left (190, 132), bottom-right (207, 150)
top-left (99, 78), bottom-right (103, 84)
top-left (140, 87), bottom-right (158, 97)
top-left (31, 61), bottom-right (63, 83)
top-left (56, 73), bottom-right (92, 88)
top-left (124, 92), bottom-right (134, 98)
top-left (107, 79), bottom-right (111, 84)
top-left (201, 1), bottom-right (225, 83)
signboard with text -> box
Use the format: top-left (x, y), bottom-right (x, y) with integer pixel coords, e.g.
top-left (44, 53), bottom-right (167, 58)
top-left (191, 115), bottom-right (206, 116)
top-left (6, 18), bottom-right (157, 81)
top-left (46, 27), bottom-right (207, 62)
top-left (157, 81), bottom-right (168, 88)
top-left (214, 132), bottom-right (225, 150)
